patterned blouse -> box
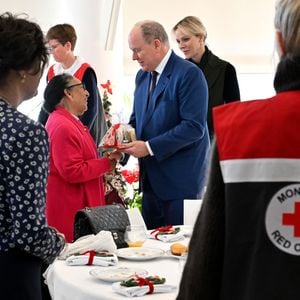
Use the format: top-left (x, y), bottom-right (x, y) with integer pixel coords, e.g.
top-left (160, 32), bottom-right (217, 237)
top-left (0, 99), bottom-right (64, 263)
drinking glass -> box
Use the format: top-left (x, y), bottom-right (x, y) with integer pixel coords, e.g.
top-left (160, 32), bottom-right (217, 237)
top-left (124, 225), bottom-right (147, 247)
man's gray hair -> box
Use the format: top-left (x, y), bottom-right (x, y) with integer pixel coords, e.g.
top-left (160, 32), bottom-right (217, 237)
top-left (137, 20), bottom-right (169, 46)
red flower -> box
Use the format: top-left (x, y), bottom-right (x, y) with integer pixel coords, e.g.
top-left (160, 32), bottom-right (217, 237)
top-left (101, 80), bottom-right (113, 95)
top-left (121, 169), bottom-right (139, 184)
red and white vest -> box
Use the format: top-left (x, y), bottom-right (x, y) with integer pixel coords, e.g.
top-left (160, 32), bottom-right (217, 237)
top-left (47, 62), bottom-right (91, 81)
top-left (213, 90), bottom-right (300, 299)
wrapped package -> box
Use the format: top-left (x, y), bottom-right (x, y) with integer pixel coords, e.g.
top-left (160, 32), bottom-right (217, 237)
top-left (99, 123), bottom-right (136, 149)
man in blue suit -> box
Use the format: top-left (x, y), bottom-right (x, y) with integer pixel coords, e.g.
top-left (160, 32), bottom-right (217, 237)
top-left (120, 20), bottom-right (210, 229)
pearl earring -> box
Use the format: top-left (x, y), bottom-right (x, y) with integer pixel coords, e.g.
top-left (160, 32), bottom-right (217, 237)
top-left (21, 74), bottom-right (26, 83)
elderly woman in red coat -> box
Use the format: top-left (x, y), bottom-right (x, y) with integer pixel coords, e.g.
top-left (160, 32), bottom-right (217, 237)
top-left (42, 74), bottom-right (120, 242)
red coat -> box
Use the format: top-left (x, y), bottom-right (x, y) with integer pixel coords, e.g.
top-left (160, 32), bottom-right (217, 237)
top-left (45, 107), bottom-right (111, 242)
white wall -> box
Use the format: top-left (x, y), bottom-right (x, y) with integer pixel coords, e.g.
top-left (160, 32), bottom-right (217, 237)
top-left (1, 0), bottom-right (124, 119)
top-left (122, 0), bottom-right (277, 102)
top-left (1, 0), bottom-right (278, 120)
top-left (123, 0), bottom-right (276, 74)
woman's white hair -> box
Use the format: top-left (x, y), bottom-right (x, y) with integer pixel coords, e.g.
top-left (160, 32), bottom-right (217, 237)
top-left (275, 0), bottom-right (300, 55)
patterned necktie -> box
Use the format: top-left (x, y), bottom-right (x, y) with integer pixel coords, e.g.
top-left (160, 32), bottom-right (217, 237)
top-left (147, 71), bottom-right (158, 110)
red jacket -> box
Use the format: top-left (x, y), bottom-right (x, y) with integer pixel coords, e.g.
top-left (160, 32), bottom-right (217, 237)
top-left (45, 107), bottom-right (111, 242)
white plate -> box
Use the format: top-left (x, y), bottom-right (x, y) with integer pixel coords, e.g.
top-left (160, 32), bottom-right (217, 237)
top-left (116, 247), bottom-right (165, 261)
top-left (165, 250), bottom-right (184, 259)
top-left (89, 267), bottom-right (148, 283)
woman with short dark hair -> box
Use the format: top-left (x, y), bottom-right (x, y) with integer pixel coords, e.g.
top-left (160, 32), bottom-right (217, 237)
top-left (43, 74), bottom-right (120, 243)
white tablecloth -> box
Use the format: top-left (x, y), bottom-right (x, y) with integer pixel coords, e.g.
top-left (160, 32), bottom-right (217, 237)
top-left (46, 237), bottom-right (189, 300)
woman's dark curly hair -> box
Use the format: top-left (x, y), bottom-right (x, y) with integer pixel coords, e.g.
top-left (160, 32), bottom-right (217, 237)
top-left (0, 12), bottom-right (48, 84)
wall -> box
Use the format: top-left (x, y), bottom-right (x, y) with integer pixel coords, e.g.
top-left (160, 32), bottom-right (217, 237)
top-left (0, 0), bottom-right (124, 119)
top-left (123, 0), bottom-right (276, 74)
top-left (122, 0), bottom-right (277, 101)
top-left (1, 0), bottom-right (278, 119)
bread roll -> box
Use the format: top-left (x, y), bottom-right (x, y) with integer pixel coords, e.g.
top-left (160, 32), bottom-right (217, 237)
top-left (170, 243), bottom-right (188, 256)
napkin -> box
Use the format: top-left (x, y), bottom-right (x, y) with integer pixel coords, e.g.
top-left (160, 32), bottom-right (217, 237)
top-left (66, 251), bottom-right (118, 266)
top-left (112, 282), bottom-right (177, 297)
top-left (60, 230), bottom-right (117, 259)
top-left (150, 226), bottom-right (184, 243)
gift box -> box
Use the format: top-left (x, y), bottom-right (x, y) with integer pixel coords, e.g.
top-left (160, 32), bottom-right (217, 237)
top-left (99, 123), bottom-right (136, 149)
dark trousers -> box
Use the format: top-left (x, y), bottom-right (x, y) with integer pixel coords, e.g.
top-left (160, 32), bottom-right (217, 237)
top-left (0, 248), bottom-right (43, 300)
top-left (41, 262), bottom-right (52, 300)
top-left (142, 177), bottom-right (183, 229)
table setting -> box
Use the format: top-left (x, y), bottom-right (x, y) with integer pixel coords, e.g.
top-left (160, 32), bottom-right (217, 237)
top-left (65, 250), bottom-right (118, 266)
top-left (149, 225), bottom-right (186, 242)
top-left (111, 275), bottom-right (177, 297)
top-left (45, 225), bottom-right (190, 299)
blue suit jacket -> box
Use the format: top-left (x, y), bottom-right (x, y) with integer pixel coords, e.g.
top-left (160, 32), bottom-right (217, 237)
top-left (130, 51), bottom-right (210, 200)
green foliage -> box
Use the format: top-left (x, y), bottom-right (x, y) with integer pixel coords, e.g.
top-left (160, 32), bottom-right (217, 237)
top-left (127, 189), bottom-right (142, 211)
top-left (102, 90), bottom-right (112, 128)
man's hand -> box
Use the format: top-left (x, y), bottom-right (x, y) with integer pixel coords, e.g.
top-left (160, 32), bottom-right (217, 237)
top-left (119, 140), bottom-right (149, 158)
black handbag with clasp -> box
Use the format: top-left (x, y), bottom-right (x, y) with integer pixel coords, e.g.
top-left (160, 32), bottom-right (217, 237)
top-left (73, 204), bottom-right (130, 248)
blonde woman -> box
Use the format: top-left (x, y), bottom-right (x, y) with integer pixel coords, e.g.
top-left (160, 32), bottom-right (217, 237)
top-left (173, 16), bottom-right (240, 141)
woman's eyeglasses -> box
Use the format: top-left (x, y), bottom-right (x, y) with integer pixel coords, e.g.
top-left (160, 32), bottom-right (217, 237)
top-left (66, 83), bottom-right (86, 90)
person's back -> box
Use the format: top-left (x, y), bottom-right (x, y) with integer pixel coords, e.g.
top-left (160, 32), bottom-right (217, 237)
top-left (177, 1), bottom-right (300, 299)
top-left (214, 90), bottom-right (300, 299)
top-left (0, 12), bottom-right (65, 300)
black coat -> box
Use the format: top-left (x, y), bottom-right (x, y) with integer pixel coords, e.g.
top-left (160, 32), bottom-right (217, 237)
top-left (189, 46), bottom-right (240, 140)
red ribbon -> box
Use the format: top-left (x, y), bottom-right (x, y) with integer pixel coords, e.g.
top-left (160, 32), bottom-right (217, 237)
top-left (135, 275), bottom-right (154, 294)
top-left (82, 250), bottom-right (95, 265)
top-left (150, 225), bottom-right (173, 240)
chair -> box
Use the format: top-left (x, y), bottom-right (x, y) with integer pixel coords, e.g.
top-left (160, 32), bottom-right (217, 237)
top-left (183, 199), bottom-right (202, 226)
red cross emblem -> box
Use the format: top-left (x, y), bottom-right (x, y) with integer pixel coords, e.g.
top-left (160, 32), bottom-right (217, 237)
top-left (282, 202), bottom-right (300, 237)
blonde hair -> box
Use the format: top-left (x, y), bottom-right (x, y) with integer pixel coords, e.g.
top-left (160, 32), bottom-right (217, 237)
top-left (172, 16), bottom-right (207, 41)
top-left (275, 0), bottom-right (300, 55)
